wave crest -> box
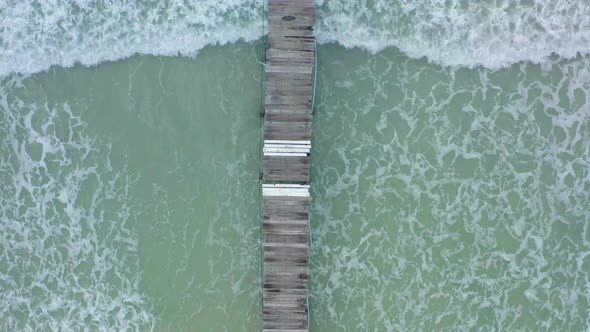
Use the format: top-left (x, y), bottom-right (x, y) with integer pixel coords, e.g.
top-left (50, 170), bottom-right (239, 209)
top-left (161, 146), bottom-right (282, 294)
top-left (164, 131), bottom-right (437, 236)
top-left (316, 0), bottom-right (590, 68)
top-left (0, 0), bottom-right (264, 76)
top-left (1, 0), bottom-right (590, 75)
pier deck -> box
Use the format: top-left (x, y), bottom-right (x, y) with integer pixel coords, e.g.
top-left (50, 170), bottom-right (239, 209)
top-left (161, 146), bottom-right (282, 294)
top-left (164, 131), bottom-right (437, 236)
top-left (262, 0), bottom-right (315, 331)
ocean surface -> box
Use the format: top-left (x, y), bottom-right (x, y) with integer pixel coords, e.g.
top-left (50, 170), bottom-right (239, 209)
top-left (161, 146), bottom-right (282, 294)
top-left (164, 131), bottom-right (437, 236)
top-left (1, 0), bottom-right (589, 331)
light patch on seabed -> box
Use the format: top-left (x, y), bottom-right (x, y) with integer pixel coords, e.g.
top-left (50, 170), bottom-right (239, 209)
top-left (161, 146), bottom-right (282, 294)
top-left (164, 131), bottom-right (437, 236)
top-left (309, 45), bottom-right (590, 331)
top-left (0, 77), bottom-right (154, 330)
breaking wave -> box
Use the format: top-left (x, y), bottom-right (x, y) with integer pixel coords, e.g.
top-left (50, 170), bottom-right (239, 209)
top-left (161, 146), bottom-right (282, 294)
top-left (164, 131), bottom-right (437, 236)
top-left (2, 0), bottom-right (590, 75)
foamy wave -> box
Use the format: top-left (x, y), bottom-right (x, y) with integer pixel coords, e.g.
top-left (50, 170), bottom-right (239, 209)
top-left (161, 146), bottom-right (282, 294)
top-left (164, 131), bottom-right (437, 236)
top-left (0, 0), bottom-right (264, 77)
top-left (2, 0), bottom-right (590, 76)
top-left (316, 0), bottom-right (590, 69)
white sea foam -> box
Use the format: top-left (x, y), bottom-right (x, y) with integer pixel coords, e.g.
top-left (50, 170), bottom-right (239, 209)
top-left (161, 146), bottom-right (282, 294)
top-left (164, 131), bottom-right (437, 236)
top-left (2, 0), bottom-right (590, 75)
top-left (316, 0), bottom-right (590, 69)
top-left (0, 0), bottom-right (264, 77)
top-left (0, 80), bottom-right (154, 330)
top-left (308, 54), bottom-right (590, 330)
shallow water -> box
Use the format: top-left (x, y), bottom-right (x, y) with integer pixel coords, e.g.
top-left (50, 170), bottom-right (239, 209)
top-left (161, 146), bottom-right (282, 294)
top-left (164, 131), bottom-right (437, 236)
top-left (1, 43), bottom-right (264, 331)
top-left (1, 0), bottom-right (590, 331)
top-left (309, 44), bottom-right (590, 331)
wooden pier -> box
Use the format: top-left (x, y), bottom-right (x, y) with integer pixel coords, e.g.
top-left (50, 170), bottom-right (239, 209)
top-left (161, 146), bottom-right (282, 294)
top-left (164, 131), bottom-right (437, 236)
top-left (262, 0), bottom-right (315, 331)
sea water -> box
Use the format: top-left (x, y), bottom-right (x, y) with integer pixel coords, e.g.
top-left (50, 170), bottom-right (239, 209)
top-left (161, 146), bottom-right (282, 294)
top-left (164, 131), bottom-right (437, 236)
top-left (1, 0), bottom-right (589, 331)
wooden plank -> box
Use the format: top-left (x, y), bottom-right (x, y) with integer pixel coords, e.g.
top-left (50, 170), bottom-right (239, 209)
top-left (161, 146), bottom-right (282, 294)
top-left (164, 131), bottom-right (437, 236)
top-left (266, 57), bottom-right (314, 65)
top-left (264, 233), bottom-right (309, 245)
top-left (268, 16), bottom-right (315, 27)
top-left (265, 98), bottom-right (312, 107)
top-left (264, 304), bottom-right (308, 312)
top-left (269, 0), bottom-right (313, 7)
top-left (268, 35), bottom-right (314, 42)
top-left (264, 121), bottom-right (312, 141)
top-left (264, 131), bottom-right (312, 142)
top-left (266, 71), bottom-right (314, 80)
top-left (263, 0), bottom-right (314, 330)
top-left (269, 27), bottom-right (314, 38)
top-left (268, 42), bottom-right (315, 52)
top-left (265, 120), bottom-right (312, 128)
top-left (265, 92), bottom-right (312, 99)
top-left (266, 65), bottom-right (313, 74)
top-left (268, 15), bottom-right (315, 23)
top-left (263, 196), bottom-right (310, 209)
top-left (265, 82), bottom-right (313, 90)
top-left (267, 49), bottom-right (314, 61)
top-left (263, 155), bottom-right (310, 182)
top-left (265, 83), bottom-right (313, 92)
top-left (264, 101), bottom-right (312, 108)
top-left (265, 85), bottom-right (313, 93)
top-left (265, 110), bottom-right (312, 122)
top-left (264, 291), bottom-right (309, 300)
top-left (264, 270), bottom-right (309, 282)
top-left (264, 227), bottom-right (309, 238)
top-left (266, 90), bottom-right (313, 98)
top-left (263, 199), bottom-right (309, 214)
top-left (264, 321), bottom-right (308, 331)
top-left (264, 147), bottom-right (310, 154)
top-left (268, 14), bottom-right (316, 24)
top-left (268, 6), bottom-right (316, 15)
top-left (264, 220), bottom-right (309, 232)
top-left (269, 0), bottom-right (314, 8)
top-left (264, 280), bottom-right (309, 289)
top-left (264, 256), bottom-right (309, 266)
top-left (265, 105), bottom-right (312, 113)
top-left (269, 0), bottom-right (314, 5)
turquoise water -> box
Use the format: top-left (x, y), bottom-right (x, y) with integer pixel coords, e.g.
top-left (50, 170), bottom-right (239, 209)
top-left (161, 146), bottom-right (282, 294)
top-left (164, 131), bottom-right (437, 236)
top-left (310, 45), bottom-right (590, 330)
top-left (1, 44), bottom-right (263, 330)
top-left (1, 0), bottom-right (590, 331)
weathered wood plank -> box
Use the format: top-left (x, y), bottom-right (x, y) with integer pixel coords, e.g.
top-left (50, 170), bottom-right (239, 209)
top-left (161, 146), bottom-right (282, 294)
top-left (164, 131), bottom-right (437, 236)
top-left (263, 155), bottom-right (310, 182)
top-left (266, 65), bottom-right (313, 74)
top-left (264, 131), bottom-right (312, 141)
top-left (264, 133), bottom-right (311, 143)
top-left (264, 207), bottom-right (309, 218)
top-left (267, 49), bottom-right (314, 61)
top-left (269, 0), bottom-right (314, 8)
top-left (267, 71), bottom-right (314, 80)
top-left (265, 110), bottom-right (312, 122)
top-left (264, 321), bottom-right (308, 331)
top-left (263, 0), bottom-right (314, 329)
top-left (268, 6), bottom-right (316, 15)
top-left (268, 42), bottom-right (315, 52)
top-left (269, 27), bottom-right (314, 38)
top-left (265, 92), bottom-right (312, 100)
top-left (264, 121), bottom-right (312, 141)
top-left (265, 80), bottom-right (313, 89)
top-left (268, 35), bottom-right (314, 42)
top-left (265, 97), bottom-right (312, 107)
top-left (264, 107), bottom-right (311, 115)
top-left (268, 16), bottom-right (316, 27)
top-left (265, 83), bottom-right (313, 92)
top-left (264, 223), bottom-right (309, 236)
top-left (266, 90), bottom-right (313, 98)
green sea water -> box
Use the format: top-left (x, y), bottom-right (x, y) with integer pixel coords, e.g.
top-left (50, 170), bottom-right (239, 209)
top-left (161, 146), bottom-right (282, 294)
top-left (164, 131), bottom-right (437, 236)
top-left (2, 32), bottom-right (590, 332)
top-left (1, 43), bottom-right (263, 331)
top-left (309, 45), bottom-right (590, 331)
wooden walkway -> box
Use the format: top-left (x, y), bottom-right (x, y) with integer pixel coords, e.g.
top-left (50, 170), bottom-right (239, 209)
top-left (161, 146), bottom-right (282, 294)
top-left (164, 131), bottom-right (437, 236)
top-left (262, 0), bottom-right (315, 331)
